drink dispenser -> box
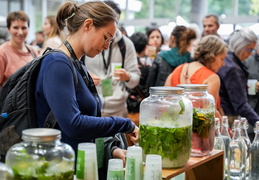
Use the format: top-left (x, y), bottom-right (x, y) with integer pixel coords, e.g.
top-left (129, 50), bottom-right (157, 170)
top-left (139, 87), bottom-right (193, 168)
top-left (5, 128), bottom-right (75, 179)
top-left (177, 84), bottom-right (215, 156)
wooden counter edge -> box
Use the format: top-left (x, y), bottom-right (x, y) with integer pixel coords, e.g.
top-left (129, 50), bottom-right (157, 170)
top-left (162, 149), bottom-right (224, 179)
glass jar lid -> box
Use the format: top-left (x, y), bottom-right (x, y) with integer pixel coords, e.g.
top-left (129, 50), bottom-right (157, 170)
top-left (177, 84), bottom-right (208, 91)
top-left (22, 128), bottom-right (61, 142)
top-left (150, 87), bottom-right (184, 95)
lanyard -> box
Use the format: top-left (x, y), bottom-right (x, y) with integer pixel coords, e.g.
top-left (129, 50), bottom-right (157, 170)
top-left (64, 40), bottom-right (101, 117)
top-left (102, 42), bottom-right (113, 74)
top-left (64, 41), bottom-right (105, 169)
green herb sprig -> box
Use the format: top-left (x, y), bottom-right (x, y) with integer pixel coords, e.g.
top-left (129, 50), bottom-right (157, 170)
top-left (140, 124), bottom-right (192, 167)
top-left (192, 108), bottom-right (214, 138)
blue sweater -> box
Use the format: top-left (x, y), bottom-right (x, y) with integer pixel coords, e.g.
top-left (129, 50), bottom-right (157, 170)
top-left (35, 53), bottom-right (134, 152)
top-left (217, 51), bottom-right (259, 126)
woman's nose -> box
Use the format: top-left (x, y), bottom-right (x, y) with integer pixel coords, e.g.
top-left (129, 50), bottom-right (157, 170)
top-left (17, 28), bottom-right (23, 35)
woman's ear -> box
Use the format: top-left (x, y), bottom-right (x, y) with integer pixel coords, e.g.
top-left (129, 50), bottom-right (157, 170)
top-left (83, 19), bottom-right (93, 31)
top-left (169, 36), bottom-right (175, 48)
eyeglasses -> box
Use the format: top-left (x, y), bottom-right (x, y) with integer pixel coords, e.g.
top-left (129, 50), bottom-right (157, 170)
top-left (245, 47), bottom-right (254, 53)
top-left (100, 29), bottom-right (113, 44)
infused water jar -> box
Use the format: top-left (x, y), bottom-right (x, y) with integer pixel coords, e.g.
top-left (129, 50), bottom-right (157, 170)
top-left (139, 87), bottom-right (193, 168)
top-left (177, 84), bottom-right (215, 156)
top-left (5, 128), bottom-right (75, 180)
top-left (0, 162), bottom-right (14, 180)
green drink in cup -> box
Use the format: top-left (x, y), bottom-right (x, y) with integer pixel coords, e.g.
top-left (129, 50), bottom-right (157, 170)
top-left (111, 62), bottom-right (122, 80)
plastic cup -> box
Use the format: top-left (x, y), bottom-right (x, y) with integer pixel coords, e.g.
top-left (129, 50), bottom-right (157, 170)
top-left (143, 154), bottom-right (162, 180)
top-left (247, 79), bottom-right (257, 95)
top-left (125, 146), bottom-right (143, 180)
top-left (76, 143), bottom-right (98, 180)
top-left (111, 62), bottom-right (122, 80)
top-left (148, 46), bottom-right (157, 59)
top-left (107, 159), bottom-right (124, 180)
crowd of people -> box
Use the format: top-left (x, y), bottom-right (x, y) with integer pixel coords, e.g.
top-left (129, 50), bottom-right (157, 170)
top-left (1, 1), bottom-right (259, 179)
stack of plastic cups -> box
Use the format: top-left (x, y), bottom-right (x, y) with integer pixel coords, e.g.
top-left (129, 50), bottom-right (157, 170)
top-left (143, 154), bottom-right (162, 180)
top-left (107, 159), bottom-right (124, 180)
top-left (125, 146), bottom-right (143, 180)
top-left (76, 143), bottom-right (98, 180)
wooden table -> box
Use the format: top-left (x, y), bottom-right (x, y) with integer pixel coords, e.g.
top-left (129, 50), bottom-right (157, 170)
top-left (162, 149), bottom-right (224, 180)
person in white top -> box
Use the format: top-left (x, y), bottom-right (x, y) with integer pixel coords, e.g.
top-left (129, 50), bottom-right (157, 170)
top-left (40, 15), bottom-right (62, 55)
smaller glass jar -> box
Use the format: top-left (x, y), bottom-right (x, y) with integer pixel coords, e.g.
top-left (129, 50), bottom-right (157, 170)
top-left (139, 87), bottom-right (193, 168)
top-left (177, 84), bottom-right (215, 156)
top-left (5, 128), bottom-right (75, 180)
top-left (0, 162), bottom-right (14, 180)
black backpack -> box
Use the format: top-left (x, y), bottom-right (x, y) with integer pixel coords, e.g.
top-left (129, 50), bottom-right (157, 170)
top-left (0, 48), bottom-right (78, 161)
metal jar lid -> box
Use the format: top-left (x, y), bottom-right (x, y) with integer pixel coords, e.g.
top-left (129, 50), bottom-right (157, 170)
top-left (177, 84), bottom-right (208, 91)
top-left (22, 128), bottom-right (61, 142)
top-left (150, 87), bottom-right (184, 95)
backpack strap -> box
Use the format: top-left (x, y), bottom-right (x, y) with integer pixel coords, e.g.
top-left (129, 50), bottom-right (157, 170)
top-left (44, 48), bottom-right (78, 91)
top-left (26, 44), bottom-right (37, 59)
top-left (118, 37), bottom-right (126, 68)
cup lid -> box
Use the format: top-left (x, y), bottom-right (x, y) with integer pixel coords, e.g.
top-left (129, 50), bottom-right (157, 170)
top-left (145, 154), bottom-right (162, 165)
top-left (108, 159), bottom-right (123, 171)
top-left (127, 146), bottom-right (142, 157)
top-left (78, 143), bottom-right (96, 152)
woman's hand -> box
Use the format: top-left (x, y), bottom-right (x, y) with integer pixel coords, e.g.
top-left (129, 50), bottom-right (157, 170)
top-left (128, 126), bottom-right (139, 144)
top-left (113, 69), bottom-right (131, 82)
top-left (145, 45), bottom-right (157, 59)
top-left (112, 148), bottom-right (127, 167)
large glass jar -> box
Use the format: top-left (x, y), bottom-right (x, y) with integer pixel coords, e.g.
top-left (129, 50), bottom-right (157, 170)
top-left (139, 87), bottom-right (193, 168)
top-left (5, 128), bottom-right (75, 180)
top-left (177, 84), bottom-right (215, 156)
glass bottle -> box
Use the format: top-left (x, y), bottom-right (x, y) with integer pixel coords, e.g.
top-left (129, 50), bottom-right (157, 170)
top-left (139, 87), bottom-right (193, 168)
top-left (177, 84), bottom-right (215, 156)
top-left (5, 128), bottom-right (75, 180)
top-left (221, 116), bottom-right (231, 178)
top-left (214, 118), bottom-right (225, 151)
top-left (250, 121), bottom-right (259, 180)
top-left (214, 117), bottom-right (226, 179)
top-left (228, 120), bottom-right (246, 180)
top-left (240, 117), bottom-right (251, 179)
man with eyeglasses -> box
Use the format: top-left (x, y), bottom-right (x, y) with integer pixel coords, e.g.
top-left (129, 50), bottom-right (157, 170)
top-left (84, 0), bottom-right (140, 174)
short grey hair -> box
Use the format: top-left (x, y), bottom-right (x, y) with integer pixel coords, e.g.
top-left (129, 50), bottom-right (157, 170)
top-left (229, 28), bottom-right (258, 57)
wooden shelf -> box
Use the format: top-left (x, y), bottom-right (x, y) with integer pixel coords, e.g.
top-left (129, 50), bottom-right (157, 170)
top-left (162, 149), bottom-right (224, 180)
